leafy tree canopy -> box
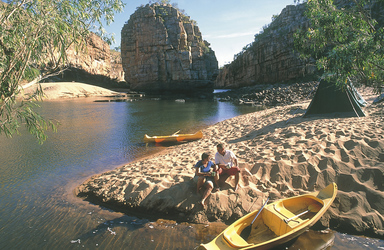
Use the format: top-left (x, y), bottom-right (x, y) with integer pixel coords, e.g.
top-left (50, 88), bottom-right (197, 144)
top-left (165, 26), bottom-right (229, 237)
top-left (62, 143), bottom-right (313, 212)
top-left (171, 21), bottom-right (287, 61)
top-left (294, 0), bottom-right (384, 92)
top-left (0, 0), bottom-right (124, 143)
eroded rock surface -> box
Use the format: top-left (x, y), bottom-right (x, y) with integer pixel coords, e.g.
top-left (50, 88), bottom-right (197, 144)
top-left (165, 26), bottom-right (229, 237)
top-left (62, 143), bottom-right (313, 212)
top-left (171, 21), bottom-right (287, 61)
top-left (67, 33), bottom-right (124, 82)
top-left (215, 4), bottom-right (315, 88)
top-left (121, 3), bottom-right (218, 96)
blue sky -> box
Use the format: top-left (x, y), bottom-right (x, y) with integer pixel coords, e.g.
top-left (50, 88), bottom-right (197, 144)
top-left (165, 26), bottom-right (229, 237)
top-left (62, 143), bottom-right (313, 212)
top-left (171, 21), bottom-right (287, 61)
top-left (105, 0), bottom-right (296, 67)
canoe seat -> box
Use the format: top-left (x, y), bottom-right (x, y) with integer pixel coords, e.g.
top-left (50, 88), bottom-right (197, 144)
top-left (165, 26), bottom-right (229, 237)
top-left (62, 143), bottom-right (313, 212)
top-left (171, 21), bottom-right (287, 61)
top-left (263, 203), bottom-right (309, 236)
top-left (272, 204), bottom-right (301, 221)
top-left (223, 230), bottom-right (253, 248)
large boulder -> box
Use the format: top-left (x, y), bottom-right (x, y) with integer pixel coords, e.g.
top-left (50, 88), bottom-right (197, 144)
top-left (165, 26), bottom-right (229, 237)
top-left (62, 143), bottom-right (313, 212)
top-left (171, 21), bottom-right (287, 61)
top-left (121, 3), bottom-right (218, 96)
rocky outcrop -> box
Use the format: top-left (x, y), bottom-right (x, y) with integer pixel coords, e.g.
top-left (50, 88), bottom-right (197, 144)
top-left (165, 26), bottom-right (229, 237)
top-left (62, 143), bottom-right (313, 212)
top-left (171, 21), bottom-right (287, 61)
top-left (216, 82), bottom-right (318, 107)
top-left (66, 33), bottom-right (124, 82)
top-left (215, 4), bottom-right (316, 88)
top-left (66, 33), bottom-right (112, 77)
top-left (121, 3), bottom-right (218, 96)
top-left (47, 33), bottom-right (126, 87)
top-left (109, 49), bottom-right (125, 82)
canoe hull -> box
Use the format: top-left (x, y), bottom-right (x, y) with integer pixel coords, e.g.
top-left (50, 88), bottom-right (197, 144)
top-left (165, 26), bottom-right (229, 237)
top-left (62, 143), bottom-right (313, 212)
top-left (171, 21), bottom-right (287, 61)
top-left (143, 130), bottom-right (203, 143)
top-left (198, 183), bottom-right (337, 250)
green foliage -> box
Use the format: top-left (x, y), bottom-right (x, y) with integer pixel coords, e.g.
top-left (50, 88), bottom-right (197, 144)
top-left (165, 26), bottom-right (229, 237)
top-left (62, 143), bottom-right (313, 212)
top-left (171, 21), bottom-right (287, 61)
top-left (199, 40), bottom-right (211, 54)
top-left (149, 1), bottom-right (196, 25)
top-left (150, 0), bottom-right (171, 4)
top-left (294, 0), bottom-right (384, 92)
top-left (23, 67), bottom-right (41, 82)
top-left (0, 0), bottom-right (124, 143)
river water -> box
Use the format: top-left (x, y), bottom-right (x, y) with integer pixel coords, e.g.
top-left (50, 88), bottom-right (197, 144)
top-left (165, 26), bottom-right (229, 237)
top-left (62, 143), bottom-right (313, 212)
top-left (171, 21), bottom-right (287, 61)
top-left (0, 95), bottom-right (382, 249)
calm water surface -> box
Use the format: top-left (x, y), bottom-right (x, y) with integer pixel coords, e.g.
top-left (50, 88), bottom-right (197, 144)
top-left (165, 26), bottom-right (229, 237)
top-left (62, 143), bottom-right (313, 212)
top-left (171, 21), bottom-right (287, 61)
top-left (0, 96), bottom-right (382, 249)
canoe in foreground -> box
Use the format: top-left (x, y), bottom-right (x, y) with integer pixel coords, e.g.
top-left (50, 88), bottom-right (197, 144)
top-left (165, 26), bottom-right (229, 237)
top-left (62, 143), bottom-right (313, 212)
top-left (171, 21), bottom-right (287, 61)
top-left (143, 130), bottom-right (203, 143)
top-left (198, 182), bottom-right (337, 250)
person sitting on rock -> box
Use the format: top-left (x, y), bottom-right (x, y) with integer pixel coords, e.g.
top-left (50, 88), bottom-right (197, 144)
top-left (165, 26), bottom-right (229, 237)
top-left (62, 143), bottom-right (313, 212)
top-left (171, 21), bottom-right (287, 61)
top-left (215, 143), bottom-right (240, 191)
top-left (194, 152), bottom-right (220, 207)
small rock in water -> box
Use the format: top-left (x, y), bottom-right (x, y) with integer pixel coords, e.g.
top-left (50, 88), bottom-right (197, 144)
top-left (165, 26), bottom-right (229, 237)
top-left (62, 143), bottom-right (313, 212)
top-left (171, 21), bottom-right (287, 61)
top-left (107, 227), bottom-right (116, 235)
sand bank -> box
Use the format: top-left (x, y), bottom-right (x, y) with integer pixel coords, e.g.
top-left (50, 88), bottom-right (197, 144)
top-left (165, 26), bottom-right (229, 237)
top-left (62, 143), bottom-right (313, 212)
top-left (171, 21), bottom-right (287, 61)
top-left (76, 88), bottom-right (384, 238)
top-left (19, 82), bottom-right (119, 100)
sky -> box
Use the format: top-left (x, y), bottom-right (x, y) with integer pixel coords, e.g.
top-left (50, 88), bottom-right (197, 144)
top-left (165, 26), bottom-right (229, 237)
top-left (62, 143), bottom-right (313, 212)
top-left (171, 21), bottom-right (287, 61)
top-left (105, 0), bottom-right (296, 67)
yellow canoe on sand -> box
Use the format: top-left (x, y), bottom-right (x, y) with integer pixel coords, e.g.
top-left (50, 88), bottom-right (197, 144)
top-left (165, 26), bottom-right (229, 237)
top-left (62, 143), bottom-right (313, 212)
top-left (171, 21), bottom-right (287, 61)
top-left (143, 130), bottom-right (203, 143)
top-left (198, 182), bottom-right (337, 250)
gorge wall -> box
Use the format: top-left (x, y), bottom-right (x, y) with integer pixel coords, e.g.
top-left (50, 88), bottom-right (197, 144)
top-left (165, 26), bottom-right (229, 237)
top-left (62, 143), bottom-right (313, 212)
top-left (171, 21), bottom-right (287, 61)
top-left (66, 33), bottom-right (112, 77)
top-left (215, 4), bottom-right (316, 88)
top-left (50, 33), bottom-right (125, 86)
top-left (121, 3), bottom-right (218, 96)
top-left (69, 33), bottom-right (125, 83)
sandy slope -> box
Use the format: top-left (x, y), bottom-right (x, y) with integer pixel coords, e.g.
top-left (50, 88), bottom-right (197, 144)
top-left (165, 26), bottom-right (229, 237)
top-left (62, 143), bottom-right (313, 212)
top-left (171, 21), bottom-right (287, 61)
top-left (19, 82), bottom-right (119, 99)
top-left (76, 88), bottom-right (384, 238)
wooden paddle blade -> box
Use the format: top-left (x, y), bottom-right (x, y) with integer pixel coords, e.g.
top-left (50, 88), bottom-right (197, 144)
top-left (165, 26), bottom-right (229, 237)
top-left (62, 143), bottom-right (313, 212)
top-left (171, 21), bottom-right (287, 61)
top-left (239, 225), bottom-right (252, 240)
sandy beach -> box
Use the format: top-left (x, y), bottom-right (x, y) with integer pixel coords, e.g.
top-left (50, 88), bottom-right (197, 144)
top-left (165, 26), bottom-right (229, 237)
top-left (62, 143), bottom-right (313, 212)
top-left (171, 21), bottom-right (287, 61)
top-left (19, 82), bottom-right (120, 99)
top-left (75, 86), bottom-right (384, 238)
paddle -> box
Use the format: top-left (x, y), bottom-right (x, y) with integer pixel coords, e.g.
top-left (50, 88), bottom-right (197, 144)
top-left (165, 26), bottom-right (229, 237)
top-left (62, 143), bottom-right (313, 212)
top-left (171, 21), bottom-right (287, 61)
top-left (240, 197), bottom-right (269, 240)
top-left (172, 130), bottom-right (180, 135)
top-left (284, 204), bottom-right (321, 224)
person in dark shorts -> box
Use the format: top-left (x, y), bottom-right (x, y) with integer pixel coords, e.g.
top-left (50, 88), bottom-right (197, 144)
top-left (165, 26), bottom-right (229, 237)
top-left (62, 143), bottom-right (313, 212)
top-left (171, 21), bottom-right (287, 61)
top-left (215, 143), bottom-right (241, 191)
top-left (194, 152), bottom-right (220, 207)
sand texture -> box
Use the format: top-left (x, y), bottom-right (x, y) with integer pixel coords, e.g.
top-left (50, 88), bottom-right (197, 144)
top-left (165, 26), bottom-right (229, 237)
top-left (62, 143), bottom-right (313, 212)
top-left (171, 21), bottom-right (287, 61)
top-left (76, 88), bottom-right (384, 238)
top-left (20, 82), bottom-right (119, 99)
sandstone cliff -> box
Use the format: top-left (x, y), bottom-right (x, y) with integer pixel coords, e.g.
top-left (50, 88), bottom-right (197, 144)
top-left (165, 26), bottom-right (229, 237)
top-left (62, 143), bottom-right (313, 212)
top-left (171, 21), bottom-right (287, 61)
top-left (215, 4), bottom-right (316, 88)
top-left (121, 3), bottom-right (218, 96)
top-left (66, 33), bottom-right (112, 77)
top-left (49, 33), bottom-right (125, 86)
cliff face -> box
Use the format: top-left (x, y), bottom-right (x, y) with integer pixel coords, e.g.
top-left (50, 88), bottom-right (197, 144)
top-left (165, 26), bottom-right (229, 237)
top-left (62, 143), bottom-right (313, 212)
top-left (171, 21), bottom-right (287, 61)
top-left (65, 33), bottom-right (124, 82)
top-left (215, 4), bottom-right (316, 88)
top-left (121, 3), bottom-right (218, 96)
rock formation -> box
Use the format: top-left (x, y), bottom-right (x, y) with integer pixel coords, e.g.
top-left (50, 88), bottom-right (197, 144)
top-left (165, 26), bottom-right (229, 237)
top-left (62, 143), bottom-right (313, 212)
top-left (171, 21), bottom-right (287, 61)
top-left (66, 33), bottom-right (112, 77)
top-left (109, 49), bottom-right (125, 82)
top-left (49, 32), bottom-right (125, 87)
top-left (216, 82), bottom-right (318, 107)
top-left (69, 33), bottom-right (125, 82)
top-left (215, 4), bottom-right (316, 88)
top-left (121, 3), bottom-right (218, 96)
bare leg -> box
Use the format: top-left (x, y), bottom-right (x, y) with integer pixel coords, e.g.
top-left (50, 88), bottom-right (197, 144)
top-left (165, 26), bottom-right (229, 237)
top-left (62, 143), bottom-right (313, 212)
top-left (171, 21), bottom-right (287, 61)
top-left (234, 172), bottom-right (240, 191)
top-left (200, 182), bottom-right (213, 207)
top-left (214, 172), bottom-right (220, 191)
top-left (219, 174), bottom-right (230, 187)
top-left (196, 177), bottom-right (205, 194)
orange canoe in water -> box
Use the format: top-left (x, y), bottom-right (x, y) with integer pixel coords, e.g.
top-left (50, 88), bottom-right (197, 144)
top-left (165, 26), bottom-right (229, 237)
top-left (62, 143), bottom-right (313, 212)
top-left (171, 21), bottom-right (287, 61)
top-left (143, 130), bottom-right (203, 143)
